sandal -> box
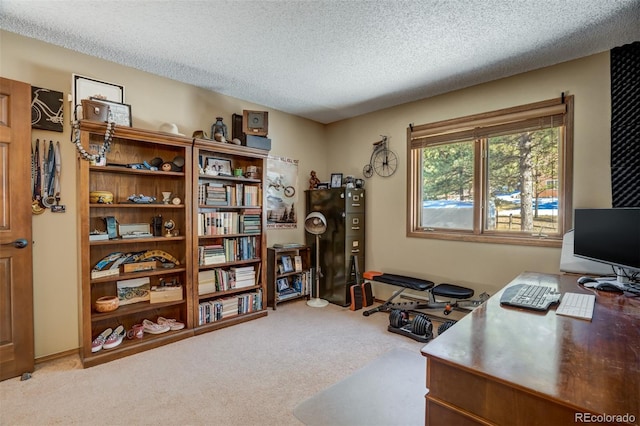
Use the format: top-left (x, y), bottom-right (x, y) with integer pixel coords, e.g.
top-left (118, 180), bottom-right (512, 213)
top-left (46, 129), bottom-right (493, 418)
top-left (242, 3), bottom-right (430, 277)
top-left (142, 319), bottom-right (170, 334)
top-left (91, 327), bottom-right (112, 353)
top-left (102, 325), bottom-right (126, 349)
top-left (157, 316), bottom-right (185, 331)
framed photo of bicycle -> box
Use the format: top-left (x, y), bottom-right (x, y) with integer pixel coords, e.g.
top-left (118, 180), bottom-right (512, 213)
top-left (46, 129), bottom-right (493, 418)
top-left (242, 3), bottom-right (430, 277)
top-left (89, 97), bottom-right (132, 127)
top-left (330, 173), bottom-right (343, 188)
top-left (72, 74), bottom-right (124, 120)
top-left (31, 86), bottom-right (64, 132)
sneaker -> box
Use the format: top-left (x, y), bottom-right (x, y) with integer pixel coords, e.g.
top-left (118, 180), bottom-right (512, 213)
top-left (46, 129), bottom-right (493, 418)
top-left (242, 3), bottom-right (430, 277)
top-left (102, 325), bottom-right (126, 349)
top-left (91, 328), bottom-right (112, 353)
top-left (142, 319), bottom-right (170, 334)
top-left (157, 316), bottom-right (185, 331)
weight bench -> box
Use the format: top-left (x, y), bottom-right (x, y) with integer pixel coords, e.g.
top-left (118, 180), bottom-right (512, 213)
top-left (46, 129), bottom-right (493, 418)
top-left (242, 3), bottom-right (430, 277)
top-left (361, 271), bottom-right (484, 317)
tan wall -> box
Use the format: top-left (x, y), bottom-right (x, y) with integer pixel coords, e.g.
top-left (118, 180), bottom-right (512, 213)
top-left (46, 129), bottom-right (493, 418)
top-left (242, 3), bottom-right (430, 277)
top-left (325, 53), bottom-right (612, 300)
top-left (1, 30), bottom-right (613, 358)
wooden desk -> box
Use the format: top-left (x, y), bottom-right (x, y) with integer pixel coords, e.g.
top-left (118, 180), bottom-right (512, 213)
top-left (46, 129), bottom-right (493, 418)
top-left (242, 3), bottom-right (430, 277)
top-left (421, 272), bottom-right (640, 425)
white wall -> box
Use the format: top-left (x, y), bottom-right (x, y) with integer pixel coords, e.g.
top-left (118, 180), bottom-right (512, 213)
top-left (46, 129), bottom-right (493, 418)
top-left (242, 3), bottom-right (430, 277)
top-left (1, 30), bottom-right (614, 358)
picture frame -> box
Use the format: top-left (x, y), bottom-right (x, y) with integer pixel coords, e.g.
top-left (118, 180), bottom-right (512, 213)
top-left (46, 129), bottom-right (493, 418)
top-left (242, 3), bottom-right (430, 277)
top-left (90, 97), bottom-right (132, 127)
top-left (330, 173), bottom-right (343, 188)
top-left (281, 255), bottom-right (294, 273)
top-left (73, 74), bottom-right (124, 103)
top-left (72, 74), bottom-right (124, 119)
top-left (316, 182), bottom-right (330, 190)
top-left (205, 157), bottom-right (232, 176)
top-left (276, 277), bottom-right (289, 292)
top-left (294, 255), bottom-right (303, 272)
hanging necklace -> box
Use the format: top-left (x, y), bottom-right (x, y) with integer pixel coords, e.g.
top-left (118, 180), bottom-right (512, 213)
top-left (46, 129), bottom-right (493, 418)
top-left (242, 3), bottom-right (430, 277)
top-left (71, 119), bottom-right (115, 162)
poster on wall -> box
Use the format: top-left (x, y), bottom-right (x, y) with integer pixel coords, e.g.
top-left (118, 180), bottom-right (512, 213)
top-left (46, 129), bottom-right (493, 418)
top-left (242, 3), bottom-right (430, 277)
top-left (31, 87), bottom-right (64, 132)
top-left (266, 156), bottom-right (299, 229)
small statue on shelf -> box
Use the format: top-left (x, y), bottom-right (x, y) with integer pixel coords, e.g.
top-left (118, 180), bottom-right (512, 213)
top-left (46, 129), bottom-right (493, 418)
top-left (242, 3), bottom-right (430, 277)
top-left (309, 170), bottom-right (321, 190)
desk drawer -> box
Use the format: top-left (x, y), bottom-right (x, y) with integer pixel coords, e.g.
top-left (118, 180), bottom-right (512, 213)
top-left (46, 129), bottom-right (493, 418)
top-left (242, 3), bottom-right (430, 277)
top-left (427, 358), bottom-right (580, 425)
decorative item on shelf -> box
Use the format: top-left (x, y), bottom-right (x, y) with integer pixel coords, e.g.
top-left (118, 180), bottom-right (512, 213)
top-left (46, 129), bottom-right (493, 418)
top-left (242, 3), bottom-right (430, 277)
top-left (316, 182), bottom-right (330, 190)
top-left (162, 192), bottom-right (172, 204)
top-left (244, 165), bottom-right (260, 179)
top-left (234, 167), bottom-right (244, 177)
top-left (89, 190), bottom-right (113, 204)
top-left (164, 219), bottom-right (176, 237)
top-left (242, 110), bottom-right (269, 136)
top-left (211, 117), bottom-right (228, 143)
top-left (94, 296), bottom-right (119, 313)
top-left (304, 212), bottom-right (329, 308)
top-left (172, 196), bottom-right (181, 205)
top-left (355, 178), bottom-right (365, 188)
top-left (127, 194), bottom-right (156, 203)
top-left (158, 122), bottom-right (184, 136)
top-left (309, 170), bottom-right (321, 190)
top-left (344, 175), bottom-right (355, 188)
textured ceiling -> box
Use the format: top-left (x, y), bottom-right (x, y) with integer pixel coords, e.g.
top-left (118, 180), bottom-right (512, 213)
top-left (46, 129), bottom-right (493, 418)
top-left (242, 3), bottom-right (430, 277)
top-left (1, 0), bottom-right (639, 123)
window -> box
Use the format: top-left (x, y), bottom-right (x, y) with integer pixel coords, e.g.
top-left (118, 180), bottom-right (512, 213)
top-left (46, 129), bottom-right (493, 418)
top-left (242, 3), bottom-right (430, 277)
top-left (408, 96), bottom-right (573, 247)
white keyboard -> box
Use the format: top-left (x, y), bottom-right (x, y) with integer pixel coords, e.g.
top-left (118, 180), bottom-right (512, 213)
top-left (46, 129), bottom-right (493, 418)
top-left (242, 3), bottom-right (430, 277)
top-left (555, 292), bottom-right (595, 321)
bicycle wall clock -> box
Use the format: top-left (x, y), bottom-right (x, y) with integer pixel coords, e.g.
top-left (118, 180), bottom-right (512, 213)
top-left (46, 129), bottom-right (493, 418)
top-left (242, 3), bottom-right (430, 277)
top-left (363, 135), bottom-right (398, 177)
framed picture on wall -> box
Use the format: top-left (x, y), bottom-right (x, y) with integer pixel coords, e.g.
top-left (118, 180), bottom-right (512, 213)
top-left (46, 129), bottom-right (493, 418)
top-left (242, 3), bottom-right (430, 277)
top-left (73, 74), bottom-right (124, 120)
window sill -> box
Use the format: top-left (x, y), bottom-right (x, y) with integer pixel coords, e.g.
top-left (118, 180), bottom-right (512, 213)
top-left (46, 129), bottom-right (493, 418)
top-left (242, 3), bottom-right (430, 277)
top-left (407, 229), bottom-right (562, 248)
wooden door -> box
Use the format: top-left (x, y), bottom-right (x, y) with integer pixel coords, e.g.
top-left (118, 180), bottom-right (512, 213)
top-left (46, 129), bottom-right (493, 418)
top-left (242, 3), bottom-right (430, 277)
top-left (0, 77), bottom-right (34, 380)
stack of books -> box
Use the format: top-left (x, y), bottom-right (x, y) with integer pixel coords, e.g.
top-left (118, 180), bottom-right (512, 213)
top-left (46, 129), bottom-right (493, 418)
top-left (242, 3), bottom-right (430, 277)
top-left (202, 182), bottom-right (228, 206)
top-left (240, 209), bottom-right (261, 234)
top-left (231, 266), bottom-right (255, 288)
top-left (198, 244), bottom-right (226, 265)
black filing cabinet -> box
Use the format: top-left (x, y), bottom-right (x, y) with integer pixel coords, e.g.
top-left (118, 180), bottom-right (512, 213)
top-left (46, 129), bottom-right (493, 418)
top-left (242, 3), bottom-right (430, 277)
top-left (305, 188), bottom-right (365, 306)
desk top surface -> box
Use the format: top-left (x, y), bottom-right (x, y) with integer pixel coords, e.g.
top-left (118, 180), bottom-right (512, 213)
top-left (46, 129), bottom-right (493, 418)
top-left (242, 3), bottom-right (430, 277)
top-left (421, 271), bottom-right (640, 416)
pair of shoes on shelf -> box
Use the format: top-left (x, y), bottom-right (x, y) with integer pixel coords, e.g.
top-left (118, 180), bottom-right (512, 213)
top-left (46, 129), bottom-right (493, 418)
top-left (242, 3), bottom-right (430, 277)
top-left (142, 319), bottom-right (170, 334)
top-left (102, 325), bottom-right (126, 350)
top-left (91, 327), bottom-right (112, 353)
top-left (157, 316), bottom-right (185, 331)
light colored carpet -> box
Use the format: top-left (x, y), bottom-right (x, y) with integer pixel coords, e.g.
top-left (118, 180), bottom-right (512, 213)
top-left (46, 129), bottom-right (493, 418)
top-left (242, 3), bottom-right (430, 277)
top-left (293, 347), bottom-right (425, 426)
top-left (0, 299), bottom-right (429, 425)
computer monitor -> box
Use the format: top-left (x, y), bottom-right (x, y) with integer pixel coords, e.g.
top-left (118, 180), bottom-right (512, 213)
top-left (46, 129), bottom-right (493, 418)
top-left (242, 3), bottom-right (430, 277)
top-left (574, 208), bottom-right (640, 283)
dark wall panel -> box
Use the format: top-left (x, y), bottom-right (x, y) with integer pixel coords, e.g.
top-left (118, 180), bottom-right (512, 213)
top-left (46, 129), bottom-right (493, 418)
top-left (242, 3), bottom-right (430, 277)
top-left (610, 41), bottom-right (640, 207)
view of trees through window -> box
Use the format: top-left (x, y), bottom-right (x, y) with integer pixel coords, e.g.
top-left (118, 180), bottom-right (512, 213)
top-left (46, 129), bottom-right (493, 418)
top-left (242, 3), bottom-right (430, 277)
top-left (421, 128), bottom-right (560, 235)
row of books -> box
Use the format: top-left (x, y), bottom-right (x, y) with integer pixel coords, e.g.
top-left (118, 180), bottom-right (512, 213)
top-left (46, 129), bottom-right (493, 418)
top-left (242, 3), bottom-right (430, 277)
top-left (198, 289), bottom-right (263, 325)
top-left (198, 236), bottom-right (259, 265)
top-left (196, 209), bottom-right (261, 236)
top-left (197, 182), bottom-right (261, 207)
top-left (198, 266), bottom-right (256, 294)
top-left (277, 269), bottom-right (312, 301)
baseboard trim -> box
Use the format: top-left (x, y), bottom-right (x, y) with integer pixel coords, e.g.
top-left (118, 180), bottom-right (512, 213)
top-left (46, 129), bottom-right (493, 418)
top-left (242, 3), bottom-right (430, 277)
top-left (35, 348), bottom-right (79, 364)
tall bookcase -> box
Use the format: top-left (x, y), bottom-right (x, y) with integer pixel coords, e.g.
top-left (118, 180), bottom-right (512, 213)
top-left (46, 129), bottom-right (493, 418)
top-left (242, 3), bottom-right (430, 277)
top-left (76, 121), bottom-right (194, 368)
top-left (192, 138), bottom-right (268, 333)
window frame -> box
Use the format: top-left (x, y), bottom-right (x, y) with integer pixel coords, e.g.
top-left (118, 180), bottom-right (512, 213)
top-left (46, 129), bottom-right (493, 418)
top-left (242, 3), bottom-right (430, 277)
top-left (407, 96), bottom-right (573, 247)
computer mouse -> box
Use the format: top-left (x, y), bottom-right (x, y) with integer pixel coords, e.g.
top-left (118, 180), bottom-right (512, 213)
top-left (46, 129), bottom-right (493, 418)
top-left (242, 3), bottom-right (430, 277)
top-left (577, 276), bottom-right (598, 284)
top-left (595, 282), bottom-right (624, 292)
